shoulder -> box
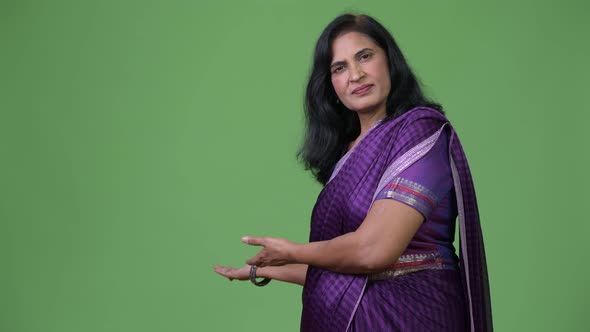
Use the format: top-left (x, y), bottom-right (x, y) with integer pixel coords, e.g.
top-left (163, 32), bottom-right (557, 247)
top-left (398, 107), bottom-right (449, 130)
top-left (372, 107), bottom-right (451, 162)
top-left (379, 106), bottom-right (450, 138)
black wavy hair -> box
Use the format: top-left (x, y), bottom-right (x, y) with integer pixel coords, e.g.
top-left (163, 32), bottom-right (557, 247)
top-left (298, 13), bottom-right (443, 185)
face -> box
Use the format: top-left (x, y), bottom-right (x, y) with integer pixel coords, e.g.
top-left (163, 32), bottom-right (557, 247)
top-left (330, 31), bottom-right (391, 116)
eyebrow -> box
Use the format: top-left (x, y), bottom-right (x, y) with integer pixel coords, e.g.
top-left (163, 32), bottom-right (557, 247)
top-left (330, 48), bottom-right (375, 69)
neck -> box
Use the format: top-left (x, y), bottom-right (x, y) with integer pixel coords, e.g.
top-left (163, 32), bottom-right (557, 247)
top-left (357, 107), bottom-right (387, 135)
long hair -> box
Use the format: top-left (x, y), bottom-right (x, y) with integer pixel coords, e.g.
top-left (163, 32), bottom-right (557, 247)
top-left (298, 13), bottom-right (443, 185)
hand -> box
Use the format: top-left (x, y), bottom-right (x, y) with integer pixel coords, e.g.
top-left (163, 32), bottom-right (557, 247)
top-left (213, 264), bottom-right (251, 281)
top-left (243, 236), bottom-right (297, 267)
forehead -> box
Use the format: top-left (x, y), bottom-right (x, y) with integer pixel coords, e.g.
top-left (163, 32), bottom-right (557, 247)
top-left (331, 31), bottom-right (379, 58)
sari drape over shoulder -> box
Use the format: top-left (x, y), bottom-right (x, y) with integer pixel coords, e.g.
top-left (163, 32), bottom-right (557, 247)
top-left (300, 107), bottom-right (492, 331)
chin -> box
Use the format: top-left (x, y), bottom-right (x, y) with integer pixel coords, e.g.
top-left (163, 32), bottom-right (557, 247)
top-left (347, 103), bottom-right (381, 114)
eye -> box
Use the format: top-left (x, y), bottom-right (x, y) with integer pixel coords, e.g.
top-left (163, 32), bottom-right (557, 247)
top-left (359, 53), bottom-right (372, 61)
top-left (332, 65), bottom-right (345, 74)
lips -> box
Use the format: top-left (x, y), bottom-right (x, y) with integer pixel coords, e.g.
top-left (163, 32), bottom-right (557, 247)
top-left (352, 84), bottom-right (373, 94)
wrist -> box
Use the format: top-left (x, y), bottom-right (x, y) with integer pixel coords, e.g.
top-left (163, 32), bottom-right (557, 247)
top-left (256, 266), bottom-right (270, 279)
top-left (249, 265), bottom-right (271, 287)
top-left (289, 242), bottom-right (303, 265)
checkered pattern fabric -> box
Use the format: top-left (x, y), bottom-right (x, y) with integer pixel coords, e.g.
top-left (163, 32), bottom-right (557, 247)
top-left (301, 107), bottom-right (492, 331)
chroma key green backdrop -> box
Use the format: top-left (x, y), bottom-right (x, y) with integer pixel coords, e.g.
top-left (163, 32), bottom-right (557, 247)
top-left (1, 0), bottom-right (588, 331)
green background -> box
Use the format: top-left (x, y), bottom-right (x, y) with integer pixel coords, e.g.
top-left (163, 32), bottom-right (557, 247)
top-left (1, 0), bottom-right (588, 331)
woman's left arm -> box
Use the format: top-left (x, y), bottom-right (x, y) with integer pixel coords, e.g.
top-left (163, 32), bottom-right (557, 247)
top-left (245, 199), bottom-right (423, 274)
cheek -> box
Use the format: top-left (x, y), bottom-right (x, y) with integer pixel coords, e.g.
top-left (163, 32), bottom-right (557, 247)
top-left (331, 76), bottom-right (346, 95)
top-left (367, 60), bottom-right (389, 84)
top-left (373, 68), bottom-right (391, 93)
top-left (382, 76), bottom-right (391, 93)
top-left (380, 66), bottom-right (392, 91)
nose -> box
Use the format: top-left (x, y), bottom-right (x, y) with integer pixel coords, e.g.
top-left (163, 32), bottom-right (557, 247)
top-left (348, 63), bottom-right (364, 82)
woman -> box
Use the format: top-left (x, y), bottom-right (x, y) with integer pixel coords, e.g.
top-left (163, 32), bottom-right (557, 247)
top-left (214, 13), bottom-right (492, 331)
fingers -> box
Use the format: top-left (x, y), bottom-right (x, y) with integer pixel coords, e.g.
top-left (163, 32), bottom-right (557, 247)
top-left (213, 265), bottom-right (238, 281)
top-left (246, 249), bottom-right (269, 267)
top-left (242, 236), bottom-right (266, 246)
top-left (246, 254), bottom-right (262, 267)
top-left (213, 265), bottom-right (231, 277)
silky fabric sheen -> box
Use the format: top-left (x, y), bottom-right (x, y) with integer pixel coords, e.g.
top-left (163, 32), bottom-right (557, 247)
top-left (300, 107), bottom-right (492, 331)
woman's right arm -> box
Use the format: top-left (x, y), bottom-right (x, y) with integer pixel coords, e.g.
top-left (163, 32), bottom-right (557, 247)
top-left (258, 264), bottom-right (307, 286)
top-left (214, 264), bottom-right (307, 286)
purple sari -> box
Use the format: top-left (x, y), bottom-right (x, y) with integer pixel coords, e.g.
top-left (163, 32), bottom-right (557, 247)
top-left (300, 107), bottom-right (492, 331)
